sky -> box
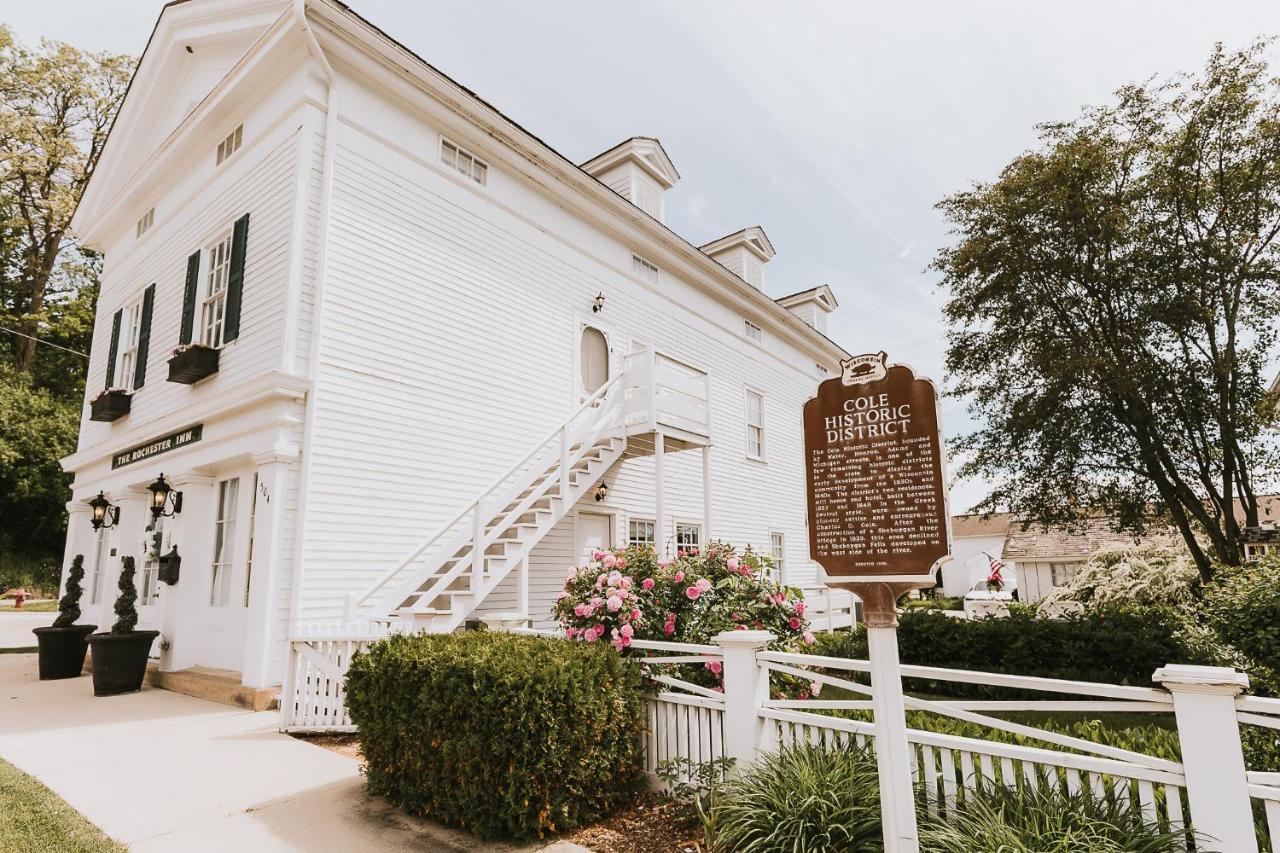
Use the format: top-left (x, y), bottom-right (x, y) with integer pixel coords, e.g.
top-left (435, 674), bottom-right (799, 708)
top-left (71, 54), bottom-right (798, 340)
top-left (7, 0), bottom-right (1278, 511)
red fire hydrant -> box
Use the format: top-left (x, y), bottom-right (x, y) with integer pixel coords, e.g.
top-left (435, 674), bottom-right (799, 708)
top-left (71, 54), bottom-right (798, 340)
top-left (12, 589), bottom-right (27, 609)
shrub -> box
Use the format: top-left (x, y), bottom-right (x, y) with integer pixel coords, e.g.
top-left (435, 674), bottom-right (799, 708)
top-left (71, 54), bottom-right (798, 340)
top-left (703, 743), bottom-right (882, 852)
top-left (51, 555), bottom-right (84, 628)
top-left (812, 606), bottom-right (1196, 698)
top-left (1039, 541), bottom-right (1200, 612)
top-left (110, 556), bottom-right (138, 634)
top-left (902, 596), bottom-right (963, 611)
top-left (1203, 557), bottom-right (1280, 677)
top-left (920, 783), bottom-right (1197, 852)
top-left (345, 631), bottom-right (645, 841)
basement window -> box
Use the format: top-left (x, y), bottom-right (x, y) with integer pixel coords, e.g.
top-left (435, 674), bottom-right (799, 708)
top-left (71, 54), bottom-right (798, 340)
top-left (632, 254), bottom-right (659, 284)
top-left (216, 125), bottom-right (243, 165)
top-left (441, 138), bottom-right (488, 185)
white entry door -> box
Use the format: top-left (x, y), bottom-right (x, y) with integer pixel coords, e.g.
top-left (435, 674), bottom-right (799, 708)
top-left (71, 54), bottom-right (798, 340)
top-left (197, 476), bottom-right (251, 671)
top-left (576, 511), bottom-right (613, 565)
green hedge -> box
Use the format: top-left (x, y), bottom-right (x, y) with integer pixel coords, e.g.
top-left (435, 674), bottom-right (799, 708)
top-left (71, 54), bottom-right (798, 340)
top-left (813, 606), bottom-right (1201, 699)
top-left (345, 631), bottom-right (646, 841)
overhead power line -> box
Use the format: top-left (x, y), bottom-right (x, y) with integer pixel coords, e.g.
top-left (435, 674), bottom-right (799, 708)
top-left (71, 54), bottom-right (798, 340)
top-left (0, 325), bottom-right (90, 359)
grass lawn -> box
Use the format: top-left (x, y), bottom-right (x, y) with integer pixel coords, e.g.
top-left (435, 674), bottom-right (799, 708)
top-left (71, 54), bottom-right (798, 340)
top-left (0, 759), bottom-right (124, 853)
top-left (0, 646), bottom-right (38, 654)
top-left (0, 599), bottom-right (58, 612)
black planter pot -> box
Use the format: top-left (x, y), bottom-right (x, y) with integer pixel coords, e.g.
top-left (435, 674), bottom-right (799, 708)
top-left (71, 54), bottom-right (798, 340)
top-left (167, 345), bottom-right (219, 384)
top-left (89, 390), bottom-right (131, 422)
top-left (32, 624), bottom-right (97, 680)
top-left (86, 630), bottom-right (159, 696)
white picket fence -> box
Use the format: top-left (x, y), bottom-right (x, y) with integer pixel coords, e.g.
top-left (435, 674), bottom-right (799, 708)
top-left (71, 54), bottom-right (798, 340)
top-left (281, 624), bottom-right (1280, 851)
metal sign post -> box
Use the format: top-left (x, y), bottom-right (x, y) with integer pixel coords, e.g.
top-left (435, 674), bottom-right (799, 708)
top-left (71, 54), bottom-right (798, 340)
top-left (802, 352), bottom-right (952, 853)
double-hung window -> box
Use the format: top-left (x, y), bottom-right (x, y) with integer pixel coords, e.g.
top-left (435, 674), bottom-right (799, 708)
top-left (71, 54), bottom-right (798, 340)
top-left (628, 518), bottom-right (656, 549)
top-left (210, 478), bottom-right (239, 607)
top-left (201, 231), bottom-right (234, 348)
top-left (745, 390), bottom-right (765, 459)
top-left (140, 515), bottom-right (165, 606)
top-left (116, 300), bottom-right (143, 390)
top-left (770, 531), bottom-right (785, 582)
top-left (675, 523), bottom-right (701, 553)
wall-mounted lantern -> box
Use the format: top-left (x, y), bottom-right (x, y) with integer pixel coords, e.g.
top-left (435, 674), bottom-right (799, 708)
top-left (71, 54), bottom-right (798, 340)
top-left (158, 546), bottom-right (182, 586)
top-left (592, 292), bottom-right (605, 313)
top-left (147, 473), bottom-right (183, 519)
top-left (88, 492), bottom-right (120, 531)
top-left (594, 482), bottom-right (609, 502)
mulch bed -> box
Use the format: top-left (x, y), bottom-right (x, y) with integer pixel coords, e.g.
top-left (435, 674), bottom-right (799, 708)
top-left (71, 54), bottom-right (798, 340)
top-left (292, 733), bottom-right (705, 851)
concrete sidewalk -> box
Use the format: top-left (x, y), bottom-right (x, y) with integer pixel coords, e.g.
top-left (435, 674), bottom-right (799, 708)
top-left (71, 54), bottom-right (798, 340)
top-left (0, 654), bottom-right (589, 852)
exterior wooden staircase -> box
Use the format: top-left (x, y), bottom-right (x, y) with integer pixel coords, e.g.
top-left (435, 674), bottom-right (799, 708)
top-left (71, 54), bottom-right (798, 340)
top-left (348, 375), bottom-right (626, 632)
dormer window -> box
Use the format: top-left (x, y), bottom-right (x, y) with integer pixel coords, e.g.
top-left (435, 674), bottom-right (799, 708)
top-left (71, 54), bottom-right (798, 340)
top-left (441, 138), bottom-right (488, 185)
top-left (135, 207), bottom-right (154, 239)
top-left (216, 125), bottom-right (243, 165)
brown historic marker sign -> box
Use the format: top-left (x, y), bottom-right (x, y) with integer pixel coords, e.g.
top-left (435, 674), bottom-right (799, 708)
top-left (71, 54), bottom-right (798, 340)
top-left (803, 352), bottom-right (950, 624)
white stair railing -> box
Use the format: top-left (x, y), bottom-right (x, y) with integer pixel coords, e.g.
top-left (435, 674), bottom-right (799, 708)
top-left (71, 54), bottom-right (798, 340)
top-left (348, 373), bottom-right (625, 621)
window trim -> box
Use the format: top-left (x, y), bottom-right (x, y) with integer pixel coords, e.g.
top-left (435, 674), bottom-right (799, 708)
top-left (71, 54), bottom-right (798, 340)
top-left (210, 477), bottom-right (240, 607)
top-left (674, 520), bottom-right (702, 554)
top-left (216, 124), bottom-right (243, 166)
top-left (627, 517), bottom-right (656, 550)
top-left (770, 530), bottom-right (785, 584)
top-left (744, 388), bottom-right (766, 461)
top-left (440, 137), bottom-right (488, 186)
top-left (200, 229), bottom-right (234, 349)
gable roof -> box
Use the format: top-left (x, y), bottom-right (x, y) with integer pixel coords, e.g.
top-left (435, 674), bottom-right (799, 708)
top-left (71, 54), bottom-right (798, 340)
top-left (951, 512), bottom-right (1011, 538)
top-left (1002, 516), bottom-right (1140, 561)
top-left (699, 226), bottom-right (777, 262)
top-left (580, 136), bottom-right (681, 189)
top-left (777, 284), bottom-right (839, 312)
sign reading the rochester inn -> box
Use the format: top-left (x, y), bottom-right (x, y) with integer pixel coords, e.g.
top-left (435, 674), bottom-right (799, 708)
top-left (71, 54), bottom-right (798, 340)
top-left (803, 353), bottom-right (949, 619)
top-left (111, 424), bottom-right (204, 469)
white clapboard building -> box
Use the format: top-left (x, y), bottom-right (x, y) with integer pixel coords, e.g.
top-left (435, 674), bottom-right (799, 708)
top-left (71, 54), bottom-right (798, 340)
top-left (60, 0), bottom-right (852, 692)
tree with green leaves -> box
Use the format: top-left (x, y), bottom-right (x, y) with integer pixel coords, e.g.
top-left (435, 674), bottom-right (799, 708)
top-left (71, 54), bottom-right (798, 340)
top-left (934, 41), bottom-right (1280, 582)
top-left (0, 24), bottom-right (130, 376)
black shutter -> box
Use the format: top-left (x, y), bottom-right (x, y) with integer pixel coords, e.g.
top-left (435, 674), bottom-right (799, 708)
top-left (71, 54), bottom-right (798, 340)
top-left (133, 284), bottom-right (155, 389)
top-left (105, 309), bottom-right (122, 390)
top-left (180, 251), bottom-right (200, 345)
top-left (223, 212), bottom-right (249, 342)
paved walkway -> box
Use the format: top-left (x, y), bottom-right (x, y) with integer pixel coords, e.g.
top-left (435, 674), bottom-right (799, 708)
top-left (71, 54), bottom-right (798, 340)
top-left (0, 654), bottom-right (589, 852)
top-left (0, 609), bottom-right (56, 648)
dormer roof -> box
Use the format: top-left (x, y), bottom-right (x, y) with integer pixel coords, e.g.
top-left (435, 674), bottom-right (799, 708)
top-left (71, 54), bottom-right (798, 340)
top-left (699, 226), bottom-right (776, 263)
top-left (776, 284), bottom-right (838, 312)
top-left (580, 137), bottom-right (681, 189)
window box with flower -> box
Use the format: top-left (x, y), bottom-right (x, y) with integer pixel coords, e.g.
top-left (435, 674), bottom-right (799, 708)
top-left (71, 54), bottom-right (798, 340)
top-left (89, 387), bottom-right (132, 422)
top-left (167, 342), bottom-right (219, 384)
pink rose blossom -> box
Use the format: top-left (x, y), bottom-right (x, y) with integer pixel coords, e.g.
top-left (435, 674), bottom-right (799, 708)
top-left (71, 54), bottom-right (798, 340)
top-left (795, 601), bottom-right (806, 615)
top-left (674, 571), bottom-right (685, 583)
top-left (583, 628), bottom-right (598, 643)
top-left (620, 576), bottom-right (632, 589)
top-left (642, 578), bottom-right (655, 590)
top-left (685, 586), bottom-right (701, 600)
top-left (607, 596), bottom-right (623, 612)
top-left (810, 681), bottom-right (823, 697)
top-left (565, 627), bottom-right (577, 639)
top-left (607, 570), bottom-right (622, 586)
top-left (602, 554), bottom-right (618, 569)
top-left (620, 624), bottom-right (634, 638)
top-left (789, 617), bottom-right (802, 630)
top-left (630, 609), bottom-right (641, 621)
top-left (704, 660), bottom-right (723, 674)
top-left (593, 549), bottom-right (605, 561)
top-left (803, 631), bottom-right (816, 645)
top-left (695, 578), bottom-right (712, 593)
top-left (555, 591), bottom-right (568, 601)
top-left (727, 557), bottom-right (740, 571)
top-left (662, 622), bottom-right (675, 636)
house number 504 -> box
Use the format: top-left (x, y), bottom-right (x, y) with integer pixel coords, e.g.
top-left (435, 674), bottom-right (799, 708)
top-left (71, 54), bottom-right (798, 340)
top-left (258, 481), bottom-right (271, 504)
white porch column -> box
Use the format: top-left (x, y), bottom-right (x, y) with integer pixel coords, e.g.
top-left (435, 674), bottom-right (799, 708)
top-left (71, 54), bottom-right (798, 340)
top-left (654, 432), bottom-right (667, 557)
top-left (1154, 664), bottom-right (1257, 853)
top-left (713, 630), bottom-right (773, 769)
top-left (60, 503), bottom-right (93, 599)
top-left (242, 451), bottom-right (298, 688)
top-left (701, 444), bottom-right (713, 544)
top-left (160, 473), bottom-right (215, 672)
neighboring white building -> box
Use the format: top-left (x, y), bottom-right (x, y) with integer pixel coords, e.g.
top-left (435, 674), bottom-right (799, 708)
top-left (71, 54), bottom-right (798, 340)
top-left (943, 513), bottom-right (1010, 597)
top-left (1003, 517), bottom-right (1137, 604)
top-left (59, 0), bottom-right (849, 692)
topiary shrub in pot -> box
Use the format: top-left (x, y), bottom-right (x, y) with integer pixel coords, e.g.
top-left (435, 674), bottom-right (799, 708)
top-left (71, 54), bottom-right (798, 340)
top-left (31, 555), bottom-right (97, 680)
top-left (86, 556), bottom-right (159, 696)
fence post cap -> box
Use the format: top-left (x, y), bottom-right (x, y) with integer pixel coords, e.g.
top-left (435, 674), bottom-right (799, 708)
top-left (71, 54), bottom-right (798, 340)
top-left (712, 629), bottom-right (774, 649)
top-left (1153, 664), bottom-right (1249, 694)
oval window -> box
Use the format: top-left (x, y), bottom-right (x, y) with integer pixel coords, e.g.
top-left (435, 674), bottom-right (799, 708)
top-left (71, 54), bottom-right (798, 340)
top-left (580, 326), bottom-right (609, 394)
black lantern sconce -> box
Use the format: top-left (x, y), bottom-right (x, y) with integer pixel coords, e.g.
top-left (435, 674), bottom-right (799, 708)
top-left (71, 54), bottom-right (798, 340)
top-left (592, 292), bottom-right (605, 313)
top-left (157, 545), bottom-right (182, 586)
top-left (594, 482), bottom-right (609, 502)
top-left (88, 492), bottom-right (120, 531)
top-left (147, 474), bottom-right (183, 520)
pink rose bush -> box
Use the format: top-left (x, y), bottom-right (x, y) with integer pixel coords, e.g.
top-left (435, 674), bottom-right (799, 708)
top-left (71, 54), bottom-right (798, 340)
top-left (553, 543), bottom-right (814, 695)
